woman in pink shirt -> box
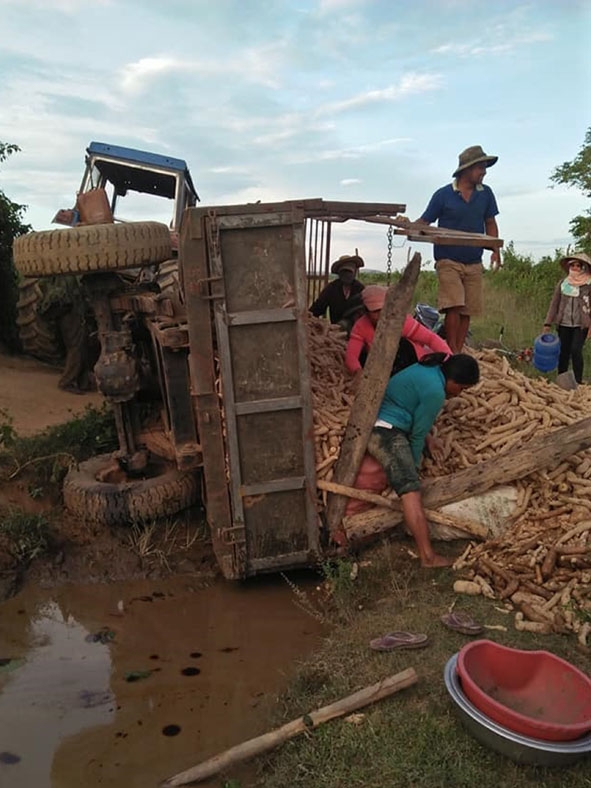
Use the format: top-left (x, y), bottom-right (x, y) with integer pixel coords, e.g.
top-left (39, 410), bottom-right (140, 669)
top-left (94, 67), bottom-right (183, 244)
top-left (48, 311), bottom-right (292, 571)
top-left (345, 285), bottom-right (452, 375)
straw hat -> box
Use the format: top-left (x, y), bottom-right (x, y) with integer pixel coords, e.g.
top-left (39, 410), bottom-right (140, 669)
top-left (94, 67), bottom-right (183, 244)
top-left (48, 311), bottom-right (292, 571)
top-left (330, 254), bottom-right (364, 274)
top-left (453, 145), bottom-right (498, 177)
top-left (559, 251), bottom-right (591, 274)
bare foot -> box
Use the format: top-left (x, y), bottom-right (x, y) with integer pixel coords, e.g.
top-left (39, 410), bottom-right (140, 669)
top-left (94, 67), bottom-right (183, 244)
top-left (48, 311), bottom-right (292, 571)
top-left (421, 553), bottom-right (454, 568)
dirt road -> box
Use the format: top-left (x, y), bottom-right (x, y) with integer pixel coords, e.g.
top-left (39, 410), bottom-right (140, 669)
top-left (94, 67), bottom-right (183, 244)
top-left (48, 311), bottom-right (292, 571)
top-left (0, 351), bottom-right (103, 436)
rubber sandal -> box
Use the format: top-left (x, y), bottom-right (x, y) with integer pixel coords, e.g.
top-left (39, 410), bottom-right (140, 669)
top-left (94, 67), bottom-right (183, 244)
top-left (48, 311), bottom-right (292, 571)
top-left (440, 611), bottom-right (483, 636)
top-left (369, 631), bottom-right (430, 651)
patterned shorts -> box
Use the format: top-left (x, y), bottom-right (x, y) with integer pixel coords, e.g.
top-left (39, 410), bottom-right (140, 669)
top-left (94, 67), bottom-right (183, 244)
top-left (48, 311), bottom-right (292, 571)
top-left (366, 426), bottom-right (420, 496)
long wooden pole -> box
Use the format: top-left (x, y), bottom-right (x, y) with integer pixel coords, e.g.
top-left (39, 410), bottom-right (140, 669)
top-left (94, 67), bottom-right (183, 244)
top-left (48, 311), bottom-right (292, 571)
top-left (343, 415), bottom-right (591, 542)
top-left (317, 479), bottom-right (487, 539)
top-left (161, 668), bottom-right (418, 787)
top-left (325, 252), bottom-right (421, 535)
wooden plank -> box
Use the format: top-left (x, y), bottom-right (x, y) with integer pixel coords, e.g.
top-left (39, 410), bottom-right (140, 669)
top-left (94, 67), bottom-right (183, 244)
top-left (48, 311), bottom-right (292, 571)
top-left (226, 308), bottom-right (297, 326)
top-left (188, 199), bottom-right (406, 220)
top-left (241, 477), bottom-right (306, 496)
top-left (324, 253), bottom-right (421, 534)
top-left (234, 396), bottom-right (302, 415)
top-left (161, 668), bottom-right (418, 787)
top-left (207, 215), bottom-right (248, 561)
top-left (291, 209), bottom-right (323, 560)
top-left (364, 216), bottom-right (503, 250)
top-left (317, 200), bottom-right (406, 216)
top-left (248, 551), bottom-right (315, 572)
top-left (181, 210), bottom-right (237, 579)
top-left (407, 232), bottom-right (503, 250)
top-left (343, 416), bottom-right (591, 542)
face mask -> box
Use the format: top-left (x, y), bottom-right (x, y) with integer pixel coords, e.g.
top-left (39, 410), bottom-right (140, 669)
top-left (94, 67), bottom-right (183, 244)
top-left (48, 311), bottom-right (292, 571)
top-left (339, 269), bottom-right (355, 284)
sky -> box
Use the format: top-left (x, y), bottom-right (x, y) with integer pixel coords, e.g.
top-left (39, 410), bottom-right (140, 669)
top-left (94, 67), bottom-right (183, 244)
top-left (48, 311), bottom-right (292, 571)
top-left (1, 0), bottom-right (590, 271)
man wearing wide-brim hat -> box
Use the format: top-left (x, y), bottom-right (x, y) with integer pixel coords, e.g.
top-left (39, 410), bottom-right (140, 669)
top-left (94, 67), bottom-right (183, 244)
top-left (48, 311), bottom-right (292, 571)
top-left (416, 145), bottom-right (500, 353)
top-left (309, 253), bottom-right (365, 324)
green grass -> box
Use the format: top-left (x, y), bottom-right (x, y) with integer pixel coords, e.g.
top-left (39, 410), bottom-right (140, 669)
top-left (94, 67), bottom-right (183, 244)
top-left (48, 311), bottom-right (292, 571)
top-left (0, 509), bottom-right (54, 566)
top-left (0, 403), bottom-right (117, 492)
top-left (256, 542), bottom-right (591, 788)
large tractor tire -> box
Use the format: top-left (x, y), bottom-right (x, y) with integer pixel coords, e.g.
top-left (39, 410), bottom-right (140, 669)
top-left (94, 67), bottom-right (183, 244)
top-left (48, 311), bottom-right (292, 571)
top-left (64, 453), bottom-right (200, 526)
top-left (155, 258), bottom-right (180, 293)
top-left (12, 222), bottom-right (172, 278)
top-left (15, 279), bottom-right (64, 365)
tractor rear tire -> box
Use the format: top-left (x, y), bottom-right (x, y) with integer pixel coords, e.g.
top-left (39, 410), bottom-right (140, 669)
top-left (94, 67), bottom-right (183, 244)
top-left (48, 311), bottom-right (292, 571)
top-left (12, 222), bottom-right (172, 278)
top-left (16, 279), bottom-right (64, 365)
top-left (64, 453), bottom-right (200, 527)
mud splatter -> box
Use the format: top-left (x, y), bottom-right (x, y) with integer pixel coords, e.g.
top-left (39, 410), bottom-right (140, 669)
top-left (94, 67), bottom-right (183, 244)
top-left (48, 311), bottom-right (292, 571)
top-left (0, 752), bottom-right (21, 764)
top-left (181, 667), bottom-right (201, 676)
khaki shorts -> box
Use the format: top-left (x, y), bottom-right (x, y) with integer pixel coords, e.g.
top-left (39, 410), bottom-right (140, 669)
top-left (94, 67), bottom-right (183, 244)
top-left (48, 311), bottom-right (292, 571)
top-left (435, 259), bottom-right (483, 316)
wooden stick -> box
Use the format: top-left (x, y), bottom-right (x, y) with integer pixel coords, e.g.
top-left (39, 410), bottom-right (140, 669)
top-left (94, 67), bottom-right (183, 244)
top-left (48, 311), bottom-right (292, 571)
top-left (317, 479), bottom-right (487, 539)
top-left (161, 668), bottom-right (418, 787)
top-left (325, 253), bottom-right (421, 534)
top-left (343, 416), bottom-right (591, 542)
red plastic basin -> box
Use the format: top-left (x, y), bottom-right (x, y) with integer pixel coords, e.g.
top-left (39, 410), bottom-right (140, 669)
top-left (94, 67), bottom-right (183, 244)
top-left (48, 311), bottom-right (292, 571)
top-left (456, 640), bottom-right (591, 742)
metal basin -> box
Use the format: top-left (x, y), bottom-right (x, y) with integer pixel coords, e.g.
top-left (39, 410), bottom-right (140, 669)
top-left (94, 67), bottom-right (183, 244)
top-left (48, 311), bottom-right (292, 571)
top-left (444, 654), bottom-right (591, 767)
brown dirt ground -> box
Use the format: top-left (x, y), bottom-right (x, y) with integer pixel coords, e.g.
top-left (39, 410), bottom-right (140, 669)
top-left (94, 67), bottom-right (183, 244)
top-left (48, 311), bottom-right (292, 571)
top-left (0, 351), bottom-right (218, 600)
top-left (0, 351), bottom-right (104, 436)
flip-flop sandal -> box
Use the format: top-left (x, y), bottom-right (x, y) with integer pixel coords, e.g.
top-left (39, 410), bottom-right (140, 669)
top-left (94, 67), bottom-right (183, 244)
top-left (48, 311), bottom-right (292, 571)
top-left (440, 611), bottom-right (483, 636)
top-left (369, 631), bottom-right (430, 651)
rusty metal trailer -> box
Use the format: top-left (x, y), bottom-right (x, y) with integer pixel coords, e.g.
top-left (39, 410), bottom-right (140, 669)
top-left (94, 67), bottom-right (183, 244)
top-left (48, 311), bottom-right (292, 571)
top-left (180, 199), bottom-right (405, 579)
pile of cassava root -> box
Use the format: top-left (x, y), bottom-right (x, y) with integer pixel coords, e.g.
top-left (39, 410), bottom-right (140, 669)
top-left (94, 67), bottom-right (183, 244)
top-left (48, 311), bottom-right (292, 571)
top-left (308, 316), bottom-right (355, 507)
top-left (308, 318), bottom-right (591, 643)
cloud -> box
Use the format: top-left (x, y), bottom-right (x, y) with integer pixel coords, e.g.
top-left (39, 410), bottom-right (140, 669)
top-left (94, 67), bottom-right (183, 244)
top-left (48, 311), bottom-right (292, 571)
top-left (316, 72), bottom-right (443, 115)
top-left (340, 178), bottom-right (361, 186)
top-left (2, 0), bottom-right (111, 10)
top-left (432, 31), bottom-right (551, 57)
top-left (288, 137), bottom-right (412, 164)
top-left (318, 0), bottom-right (369, 11)
top-left (252, 120), bottom-right (335, 146)
top-left (119, 56), bottom-right (187, 93)
top-left (119, 44), bottom-right (286, 95)
top-left (207, 166), bottom-right (251, 175)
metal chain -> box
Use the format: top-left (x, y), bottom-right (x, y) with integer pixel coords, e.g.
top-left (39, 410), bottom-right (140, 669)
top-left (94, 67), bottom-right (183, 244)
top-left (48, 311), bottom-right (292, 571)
top-left (386, 225), bottom-right (394, 286)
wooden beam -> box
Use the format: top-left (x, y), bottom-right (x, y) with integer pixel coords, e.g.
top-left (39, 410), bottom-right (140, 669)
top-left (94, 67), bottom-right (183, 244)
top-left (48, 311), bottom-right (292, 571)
top-left (317, 479), bottom-right (487, 539)
top-left (343, 415), bottom-right (591, 542)
top-left (324, 253), bottom-right (421, 534)
top-left (161, 668), bottom-right (418, 787)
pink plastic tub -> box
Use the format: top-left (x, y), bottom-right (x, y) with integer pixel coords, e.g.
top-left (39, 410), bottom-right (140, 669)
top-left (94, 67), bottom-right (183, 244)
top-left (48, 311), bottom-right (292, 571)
top-left (456, 640), bottom-right (591, 742)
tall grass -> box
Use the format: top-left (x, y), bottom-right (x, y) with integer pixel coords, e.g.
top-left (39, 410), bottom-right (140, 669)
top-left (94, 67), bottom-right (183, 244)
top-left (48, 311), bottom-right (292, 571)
top-left (361, 245), bottom-right (591, 377)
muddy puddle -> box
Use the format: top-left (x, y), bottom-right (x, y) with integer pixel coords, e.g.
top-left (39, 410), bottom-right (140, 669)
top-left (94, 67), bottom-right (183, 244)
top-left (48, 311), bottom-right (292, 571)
top-left (0, 574), bottom-right (324, 787)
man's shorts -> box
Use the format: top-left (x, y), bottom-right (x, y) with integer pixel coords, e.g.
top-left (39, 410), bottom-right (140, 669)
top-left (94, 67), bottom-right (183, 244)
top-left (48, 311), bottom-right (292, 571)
top-left (366, 426), bottom-right (420, 496)
top-left (435, 259), bottom-right (483, 316)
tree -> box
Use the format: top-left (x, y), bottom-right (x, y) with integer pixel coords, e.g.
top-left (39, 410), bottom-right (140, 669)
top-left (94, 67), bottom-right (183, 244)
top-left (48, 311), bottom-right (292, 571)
top-left (0, 143), bottom-right (31, 351)
top-left (550, 127), bottom-right (591, 256)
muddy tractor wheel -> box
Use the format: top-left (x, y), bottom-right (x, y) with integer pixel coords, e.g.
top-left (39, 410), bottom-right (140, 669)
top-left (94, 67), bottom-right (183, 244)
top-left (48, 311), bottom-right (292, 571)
top-left (12, 222), bottom-right (172, 278)
top-left (16, 278), bottom-right (64, 365)
top-left (64, 454), bottom-right (200, 526)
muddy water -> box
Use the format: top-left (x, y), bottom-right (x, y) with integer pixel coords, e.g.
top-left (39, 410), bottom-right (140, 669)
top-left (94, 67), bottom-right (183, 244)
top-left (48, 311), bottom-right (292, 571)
top-left (0, 575), bottom-right (324, 788)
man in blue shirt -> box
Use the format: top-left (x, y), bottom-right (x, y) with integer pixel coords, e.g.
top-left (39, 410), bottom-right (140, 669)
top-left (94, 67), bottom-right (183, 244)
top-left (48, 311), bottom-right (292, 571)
top-left (418, 145), bottom-right (500, 354)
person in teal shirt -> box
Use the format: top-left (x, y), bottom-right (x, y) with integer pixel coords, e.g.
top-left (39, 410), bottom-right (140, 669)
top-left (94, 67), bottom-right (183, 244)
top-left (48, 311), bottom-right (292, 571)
top-left (367, 353), bottom-right (480, 568)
